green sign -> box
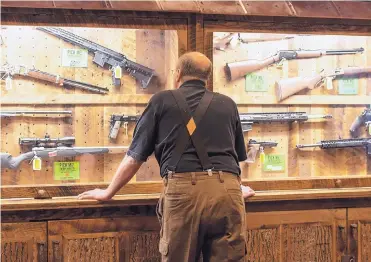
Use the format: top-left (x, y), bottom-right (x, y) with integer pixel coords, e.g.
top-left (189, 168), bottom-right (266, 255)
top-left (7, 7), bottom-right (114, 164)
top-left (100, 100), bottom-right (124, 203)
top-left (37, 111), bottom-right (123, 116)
top-left (54, 161), bottom-right (80, 180)
top-left (338, 78), bottom-right (359, 95)
top-left (61, 48), bottom-right (88, 67)
top-left (245, 73), bottom-right (267, 92)
top-left (263, 154), bottom-right (285, 172)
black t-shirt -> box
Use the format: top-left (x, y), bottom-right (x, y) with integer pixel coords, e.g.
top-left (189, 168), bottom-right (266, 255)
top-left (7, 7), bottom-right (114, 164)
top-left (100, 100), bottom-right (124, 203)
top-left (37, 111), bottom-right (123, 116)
top-left (127, 80), bottom-right (247, 177)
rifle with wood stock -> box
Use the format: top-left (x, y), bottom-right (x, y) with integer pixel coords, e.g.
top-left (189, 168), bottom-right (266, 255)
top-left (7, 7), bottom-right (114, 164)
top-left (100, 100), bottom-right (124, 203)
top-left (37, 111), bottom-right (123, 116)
top-left (1, 64), bottom-right (109, 94)
top-left (225, 47), bottom-right (364, 81)
top-left (275, 67), bottom-right (371, 101)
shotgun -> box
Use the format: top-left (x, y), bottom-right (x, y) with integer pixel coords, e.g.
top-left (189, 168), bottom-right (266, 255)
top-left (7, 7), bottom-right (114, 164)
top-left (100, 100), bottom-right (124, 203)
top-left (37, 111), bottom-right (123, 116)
top-left (226, 47), bottom-right (364, 81)
top-left (275, 67), bottom-right (371, 101)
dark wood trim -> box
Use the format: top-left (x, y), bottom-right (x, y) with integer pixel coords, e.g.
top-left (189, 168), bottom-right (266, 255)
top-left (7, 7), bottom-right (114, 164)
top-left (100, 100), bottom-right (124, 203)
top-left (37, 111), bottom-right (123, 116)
top-left (2, 197), bottom-right (370, 223)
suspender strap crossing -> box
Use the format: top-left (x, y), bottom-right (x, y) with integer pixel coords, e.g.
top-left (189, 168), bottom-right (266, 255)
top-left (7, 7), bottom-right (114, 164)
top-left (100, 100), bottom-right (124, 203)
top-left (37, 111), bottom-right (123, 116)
top-left (167, 89), bottom-right (214, 172)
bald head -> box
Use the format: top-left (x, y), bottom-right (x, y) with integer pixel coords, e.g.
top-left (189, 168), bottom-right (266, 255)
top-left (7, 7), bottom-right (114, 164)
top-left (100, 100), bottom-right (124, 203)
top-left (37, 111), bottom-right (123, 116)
top-left (176, 52), bottom-right (212, 83)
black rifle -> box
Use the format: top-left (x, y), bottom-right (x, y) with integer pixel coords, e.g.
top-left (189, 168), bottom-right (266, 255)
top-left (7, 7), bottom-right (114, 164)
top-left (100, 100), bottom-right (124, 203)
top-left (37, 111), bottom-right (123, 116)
top-left (239, 112), bottom-right (332, 132)
top-left (0, 110), bottom-right (72, 118)
top-left (297, 138), bottom-right (371, 155)
top-left (246, 139), bottom-right (278, 163)
top-left (1, 146), bottom-right (129, 170)
top-left (109, 114), bottom-right (139, 140)
top-left (350, 107), bottom-right (371, 137)
top-left (37, 27), bottom-right (155, 88)
top-left (19, 134), bottom-right (75, 148)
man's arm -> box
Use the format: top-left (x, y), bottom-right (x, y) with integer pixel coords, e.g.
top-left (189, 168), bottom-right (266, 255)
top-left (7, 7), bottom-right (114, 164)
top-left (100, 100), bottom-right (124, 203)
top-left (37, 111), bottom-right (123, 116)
top-left (77, 155), bottom-right (143, 201)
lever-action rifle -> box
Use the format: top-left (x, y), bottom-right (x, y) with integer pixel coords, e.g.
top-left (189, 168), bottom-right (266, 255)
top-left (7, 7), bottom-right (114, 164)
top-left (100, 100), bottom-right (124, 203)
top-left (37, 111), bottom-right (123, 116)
top-left (19, 134), bottom-right (75, 148)
top-left (37, 27), bottom-right (155, 88)
top-left (246, 139), bottom-right (278, 163)
top-left (276, 67), bottom-right (371, 101)
top-left (1, 146), bottom-right (129, 170)
top-left (239, 112), bottom-right (332, 133)
top-left (109, 114), bottom-right (140, 140)
top-left (350, 107), bottom-right (371, 138)
top-left (226, 47), bottom-right (364, 81)
top-left (0, 110), bottom-right (72, 118)
top-left (1, 64), bottom-right (109, 94)
top-left (297, 138), bottom-right (371, 155)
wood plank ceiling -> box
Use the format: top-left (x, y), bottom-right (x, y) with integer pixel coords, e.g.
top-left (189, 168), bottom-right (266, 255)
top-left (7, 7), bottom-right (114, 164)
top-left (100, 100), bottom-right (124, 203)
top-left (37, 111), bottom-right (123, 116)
top-left (1, 1), bottom-right (371, 20)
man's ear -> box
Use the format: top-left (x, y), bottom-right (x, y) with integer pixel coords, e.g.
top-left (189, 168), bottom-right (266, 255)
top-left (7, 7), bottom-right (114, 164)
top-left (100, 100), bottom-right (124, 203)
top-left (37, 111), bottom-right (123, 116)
top-left (175, 69), bottom-right (181, 83)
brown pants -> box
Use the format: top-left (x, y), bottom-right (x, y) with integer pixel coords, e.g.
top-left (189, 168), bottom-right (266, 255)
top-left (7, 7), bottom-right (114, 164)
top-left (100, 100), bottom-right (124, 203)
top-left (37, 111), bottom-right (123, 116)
top-left (157, 171), bottom-right (246, 262)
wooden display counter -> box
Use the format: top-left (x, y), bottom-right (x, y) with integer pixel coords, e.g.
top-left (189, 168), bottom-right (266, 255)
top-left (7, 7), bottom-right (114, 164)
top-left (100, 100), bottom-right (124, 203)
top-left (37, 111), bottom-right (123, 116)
top-left (2, 178), bottom-right (371, 261)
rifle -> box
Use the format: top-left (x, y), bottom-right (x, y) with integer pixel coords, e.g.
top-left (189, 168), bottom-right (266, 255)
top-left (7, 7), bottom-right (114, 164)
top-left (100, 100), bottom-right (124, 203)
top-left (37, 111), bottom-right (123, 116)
top-left (0, 110), bottom-right (72, 118)
top-left (239, 112), bottom-right (332, 132)
top-left (350, 107), bottom-right (371, 138)
top-left (109, 114), bottom-right (140, 140)
top-left (276, 67), bottom-right (371, 101)
top-left (19, 134), bottom-right (75, 148)
top-left (296, 138), bottom-right (371, 155)
top-left (1, 146), bottom-right (129, 170)
top-left (246, 139), bottom-right (278, 163)
top-left (1, 64), bottom-right (109, 94)
top-left (225, 47), bottom-right (364, 81)
top-left (214, 33), bottom-right (294, 51)
top-left (37, 27), bottom-right (155, 88)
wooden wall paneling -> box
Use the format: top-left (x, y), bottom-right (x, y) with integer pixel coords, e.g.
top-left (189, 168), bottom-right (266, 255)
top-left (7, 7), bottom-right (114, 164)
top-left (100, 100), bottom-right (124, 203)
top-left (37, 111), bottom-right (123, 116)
top-left (240, 1), bottom-right (294, 17)
top-left (48, 217), bottom-right (161, 261)
top-left (245, 209), bottom-right (346, 262)
top-left (347, 208), bottom-right (371, 262)
top-left (1, 222), bottom-right (47, 262)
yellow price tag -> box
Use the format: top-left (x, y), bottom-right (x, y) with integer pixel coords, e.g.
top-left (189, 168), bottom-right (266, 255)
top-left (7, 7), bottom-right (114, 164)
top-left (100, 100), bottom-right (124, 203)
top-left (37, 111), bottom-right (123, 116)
top-left (32, 157), bottom-right (42, 170)
top-left (114, 65), bottom-right (122, 79)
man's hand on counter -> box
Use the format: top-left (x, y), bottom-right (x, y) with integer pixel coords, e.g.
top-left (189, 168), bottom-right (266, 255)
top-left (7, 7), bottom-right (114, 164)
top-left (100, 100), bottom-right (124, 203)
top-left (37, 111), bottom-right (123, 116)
top-left (77, 188), bottom-right (112, 201)
top-left (241, 185), bottom-right (255, 199)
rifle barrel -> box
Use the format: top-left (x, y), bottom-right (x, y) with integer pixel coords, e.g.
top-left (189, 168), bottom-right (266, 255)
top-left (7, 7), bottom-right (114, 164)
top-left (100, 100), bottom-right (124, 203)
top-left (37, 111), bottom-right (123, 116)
top-left (324, 48), bottom-right (364, 55)
top-left (1, 110), bottom-right (72, 116)
top-left (296, 143), bottom-right (322, 148)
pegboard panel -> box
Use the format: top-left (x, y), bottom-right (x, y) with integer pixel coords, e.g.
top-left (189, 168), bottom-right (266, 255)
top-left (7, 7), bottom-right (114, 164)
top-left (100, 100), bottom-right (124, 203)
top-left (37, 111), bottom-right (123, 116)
top-left (213, 32), bottom-right (371, 104)
top-left (1, 25), bottom-right (182, 186)
top-left (238, 105), bottom-right (369, 180)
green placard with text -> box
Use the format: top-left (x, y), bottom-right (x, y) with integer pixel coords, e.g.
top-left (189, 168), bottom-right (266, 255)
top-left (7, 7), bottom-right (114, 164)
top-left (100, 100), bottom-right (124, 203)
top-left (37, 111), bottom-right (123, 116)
top-left (338, 78), bottom-right (359, 95)
top-left (245, 73), bottom-right (267, 92)
top-left (61, 48), bottom-right (88, 68)
top-left (54, 161), bottom-right (80, 180)
top-left (263, 154), bottom-right (285, 172)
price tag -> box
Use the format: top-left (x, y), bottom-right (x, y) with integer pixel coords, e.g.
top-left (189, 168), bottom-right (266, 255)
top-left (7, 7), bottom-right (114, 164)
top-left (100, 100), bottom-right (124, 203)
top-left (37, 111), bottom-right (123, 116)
top-left (5, 75), bottom-right (12, 90)
top-left (338, 78), bottom-right (359, 95)
top-left (32, 157), bottom-right (42, 171)
top-left (61, 49), bottom-right (88, 68)
top-left (263, 154), bottom-right (285, 172)
top-left (54, 161), bottom-right (80, 180)
top-left (114, 65), bottom-right (122, 79)
top-left (368, 124), bottom-right (371, 136)
top-left (245, 73), bottom-right (268, 92)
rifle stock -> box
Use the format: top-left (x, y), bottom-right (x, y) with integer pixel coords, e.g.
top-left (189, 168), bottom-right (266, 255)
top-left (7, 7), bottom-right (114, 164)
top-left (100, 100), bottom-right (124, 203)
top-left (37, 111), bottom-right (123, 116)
top-left (1, 152), bottom-right (35, 170)
top-left (225, 56), bottom-right (277, 81)
top-left (275, 75), bottom-right (323, 102)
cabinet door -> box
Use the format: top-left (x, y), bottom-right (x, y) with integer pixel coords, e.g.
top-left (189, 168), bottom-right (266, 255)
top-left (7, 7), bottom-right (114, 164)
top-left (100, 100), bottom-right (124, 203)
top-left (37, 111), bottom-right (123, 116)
top-left (245, 209), bottom-right (346, 262)
top-left (1, 222), bottom-right (47, 262)
top-left (48, 217), bottom-right (160, 262)
top-left (348, 208), bottom-right (371, 262)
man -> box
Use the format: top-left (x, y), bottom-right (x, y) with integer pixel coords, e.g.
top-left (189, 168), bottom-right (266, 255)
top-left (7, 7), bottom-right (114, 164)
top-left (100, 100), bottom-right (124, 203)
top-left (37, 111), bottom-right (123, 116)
top-left (78, 52), bottom-right (255, 261)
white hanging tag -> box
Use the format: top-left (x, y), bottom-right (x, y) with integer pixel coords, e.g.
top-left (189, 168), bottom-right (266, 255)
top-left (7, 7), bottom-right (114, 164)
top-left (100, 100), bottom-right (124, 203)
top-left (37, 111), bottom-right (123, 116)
top-left (5, 75), bottom-right (12, 90)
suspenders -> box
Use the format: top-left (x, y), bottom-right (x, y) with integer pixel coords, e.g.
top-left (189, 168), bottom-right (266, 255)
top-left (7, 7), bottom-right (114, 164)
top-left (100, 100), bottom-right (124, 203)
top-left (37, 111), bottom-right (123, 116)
top-left (167, 89), bottom-right (214, 174)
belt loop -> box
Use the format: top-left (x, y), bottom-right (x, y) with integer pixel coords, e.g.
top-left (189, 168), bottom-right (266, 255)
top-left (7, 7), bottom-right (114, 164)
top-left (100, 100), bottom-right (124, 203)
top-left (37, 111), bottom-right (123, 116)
top-left (167, 170), bottom-right (173, 179)
top-left (191, 172), bottom-right (196, 185)
top-left (207, 169), bottom-right (213, 177)
top-left (218, 171), bottom-right (224, 183)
